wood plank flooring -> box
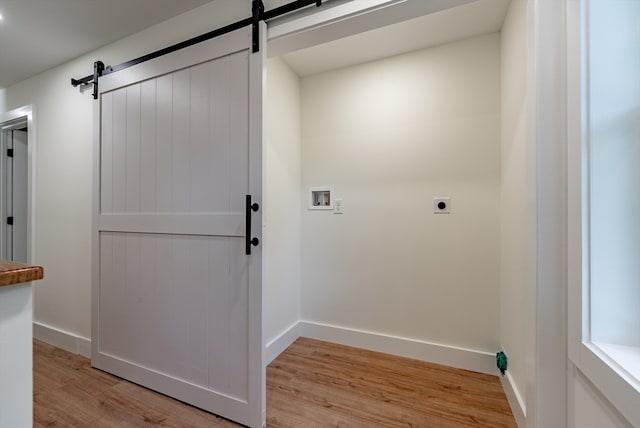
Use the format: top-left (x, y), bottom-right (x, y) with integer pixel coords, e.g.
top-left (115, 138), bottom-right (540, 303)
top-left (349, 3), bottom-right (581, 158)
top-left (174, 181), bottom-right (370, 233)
top-left (267, 338), bottom-right (515, 428)
top-left (33, 340), bottom-right (237, 428)
top-left (34, 337), bottom-right (516, 427)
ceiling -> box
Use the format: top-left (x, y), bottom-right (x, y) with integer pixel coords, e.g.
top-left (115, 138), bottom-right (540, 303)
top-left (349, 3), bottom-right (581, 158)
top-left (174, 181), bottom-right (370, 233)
top-left (0, 0), bottom-right (215, 88)
top-left (0, 0), bottom-right (510, 89)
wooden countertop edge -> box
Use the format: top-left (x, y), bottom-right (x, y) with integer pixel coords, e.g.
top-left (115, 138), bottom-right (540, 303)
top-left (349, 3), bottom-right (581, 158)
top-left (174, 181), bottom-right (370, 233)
top-left (0, 264), bottom-right (44, 287)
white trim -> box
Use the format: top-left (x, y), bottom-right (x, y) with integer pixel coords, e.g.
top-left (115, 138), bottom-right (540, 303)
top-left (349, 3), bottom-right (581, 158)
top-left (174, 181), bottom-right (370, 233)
top-left (0, 105), bottom-right (36, 266)
top-left (264, 322), bottom-right (301, 366)
top-left (99, 28), bottom-right (251, 94)
top-left (33, 321), bottom-right (91, 358)
top-left (528, 0), bottom-right (569, 425)
top-left (266, 0), bottom-right (475, 57)
top-left (593, 342), bottom-right (640, 387)
top-left (268, 0), bottom-right (409, 40)
top-left (263, 319), bottom-right (502, 377)
top-left (575, 342), bottom-right (640, 425)
top-left (299, 320), bottom-right (497, 375)
top-left (566, 0), bottom-right (586, 364)
top-left (249, 21), bottom-right (267, 428)
top-left (0, 106), bottom-right (32, 131)
top-left (500, 369), bottom-right (527, 428)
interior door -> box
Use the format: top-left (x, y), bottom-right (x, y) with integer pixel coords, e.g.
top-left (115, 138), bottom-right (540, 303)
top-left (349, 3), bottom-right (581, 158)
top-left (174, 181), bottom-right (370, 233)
top-left (11, 130), bottom-right (28, 263)
top-left (2, 128), bottom-right (28, 263)
top-left (92, 25), bottom-right (264, 427)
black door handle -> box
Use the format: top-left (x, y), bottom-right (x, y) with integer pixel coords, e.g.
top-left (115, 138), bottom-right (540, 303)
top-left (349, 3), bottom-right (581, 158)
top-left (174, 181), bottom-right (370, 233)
top-left (245, 195), bottom-right (260, 255)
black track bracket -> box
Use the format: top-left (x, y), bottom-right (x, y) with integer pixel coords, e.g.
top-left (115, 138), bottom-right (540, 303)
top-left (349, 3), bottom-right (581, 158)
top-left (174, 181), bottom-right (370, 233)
top-left (92, 61), bottom-right (105, 100)
top-left (71, 61), bottom-right (104, 100)
top-left (252, 0), bottom-right (265, 53)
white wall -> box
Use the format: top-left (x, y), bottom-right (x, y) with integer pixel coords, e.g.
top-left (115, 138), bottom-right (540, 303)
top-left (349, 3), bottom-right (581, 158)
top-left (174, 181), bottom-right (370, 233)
top-left (264, 57), bottom-right (301, 360)
top-left (299, 34), bottom-right (501, 356)
top-left (1, 0), bottom-right (249, 345)
top-left (499, 0), bottom-right (532, 423)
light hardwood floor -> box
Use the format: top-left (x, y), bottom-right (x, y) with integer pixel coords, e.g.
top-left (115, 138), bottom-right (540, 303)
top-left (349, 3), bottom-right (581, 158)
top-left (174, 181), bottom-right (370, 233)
top-left (34, 337), bottom-right (516, 427)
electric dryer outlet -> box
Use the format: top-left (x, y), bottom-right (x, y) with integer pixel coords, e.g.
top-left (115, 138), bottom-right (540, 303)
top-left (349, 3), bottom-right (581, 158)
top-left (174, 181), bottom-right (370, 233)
top-left (433, 197), bottom-right (451, 214)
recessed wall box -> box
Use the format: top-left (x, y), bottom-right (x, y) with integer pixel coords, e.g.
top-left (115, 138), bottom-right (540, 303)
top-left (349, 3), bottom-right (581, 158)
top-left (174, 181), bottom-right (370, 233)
top-left (309, 187), bottom-right (333, 210)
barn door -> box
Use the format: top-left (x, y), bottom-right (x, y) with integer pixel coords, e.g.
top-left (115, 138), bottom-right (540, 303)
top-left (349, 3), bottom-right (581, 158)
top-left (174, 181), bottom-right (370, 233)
top-left (92, 25), bottom-right (265, 427)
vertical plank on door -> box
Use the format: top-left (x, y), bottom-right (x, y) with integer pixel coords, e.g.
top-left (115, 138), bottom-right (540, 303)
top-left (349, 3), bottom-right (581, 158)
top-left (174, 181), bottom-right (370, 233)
top-left (112, 89), bottom-right (127, 213)
top-left (123, 234), bottom-right (142, 362)
top-left (126, 84), bottom-right (141, 213)
top-left (98, 233), bottom-right (123, 356)
top-left (168, 235), bottom-right (191, 380)
top-left (189, 62), bottom-right (212, 213)
top-left (101, 93), bottom-right (113, 214)
top-left (184, 237), bottom-right (210, 384)
top-left (98, 234), bottom-right (113, 347)
top-left (206, 237), bottom-right (231, 392)
top-left (153, 234), bottom-right (176, 376)
top-left (156, 75), bottom-right (173, 213)
top-left (172, 70), bottom-right (190, 213)
top-left (140, 80), bottom-right (157, 213)
top-left (210, 56), bottom-right (231, 214)
top-left (228, 237), bottom-right (249, 400)
top-left (137, 234), bottom-right (158, 369)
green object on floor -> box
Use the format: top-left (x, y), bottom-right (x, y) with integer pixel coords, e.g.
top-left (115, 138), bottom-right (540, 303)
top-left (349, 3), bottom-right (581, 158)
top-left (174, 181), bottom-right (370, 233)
top-left (496, 351), bottom-right (508, 375)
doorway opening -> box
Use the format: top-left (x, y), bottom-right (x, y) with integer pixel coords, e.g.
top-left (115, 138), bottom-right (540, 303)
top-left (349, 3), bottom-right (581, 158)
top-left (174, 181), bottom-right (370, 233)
top-left (264, 0), bottom-right (510, 367)
top-left (0, 117), bottom-right (29, 262)
top-left (262, 1), bottom-right (527, 423)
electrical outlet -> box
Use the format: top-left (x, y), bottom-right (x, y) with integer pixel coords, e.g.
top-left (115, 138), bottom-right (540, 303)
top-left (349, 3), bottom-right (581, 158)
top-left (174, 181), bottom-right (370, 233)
top-left (433, 197), bottom-right (451, 214)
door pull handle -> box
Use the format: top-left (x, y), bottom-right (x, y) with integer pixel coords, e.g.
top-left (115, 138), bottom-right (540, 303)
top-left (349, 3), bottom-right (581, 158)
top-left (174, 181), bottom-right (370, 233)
top-left (245, 195), bottom-right (260, 255)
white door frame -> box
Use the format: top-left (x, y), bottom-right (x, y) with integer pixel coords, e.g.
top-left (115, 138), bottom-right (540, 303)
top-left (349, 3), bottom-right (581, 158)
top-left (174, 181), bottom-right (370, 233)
top-left (266, 0), bottom-right (475, 57)
top-left (250, 22), bottom-right (267, 427)
top-left (527, 1), bottom-right (568, 426)
top-left (0, 106), bottom-right (35, 264)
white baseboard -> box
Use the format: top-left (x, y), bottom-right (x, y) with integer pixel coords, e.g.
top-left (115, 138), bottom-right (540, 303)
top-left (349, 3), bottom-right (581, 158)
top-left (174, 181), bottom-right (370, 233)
top-left (33, 321), bottom-right (91, 358)
top-left (299, 320), bottom-right (497, 375)
top-left (500, 368), bottom-right (526, 427)
top-left (264, 322), bottom-right (301, 366)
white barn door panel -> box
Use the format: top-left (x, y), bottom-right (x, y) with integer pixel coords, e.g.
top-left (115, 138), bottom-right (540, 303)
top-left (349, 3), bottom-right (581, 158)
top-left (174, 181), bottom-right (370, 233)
top-left (92, 26), bottom-right (264, 427)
